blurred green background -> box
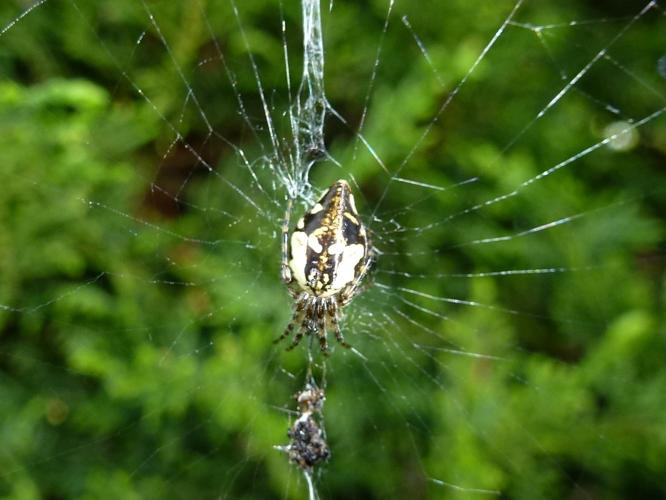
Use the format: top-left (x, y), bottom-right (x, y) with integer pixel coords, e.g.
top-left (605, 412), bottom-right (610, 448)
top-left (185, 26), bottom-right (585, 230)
top-left (0, 0), bottom-right (665, 498)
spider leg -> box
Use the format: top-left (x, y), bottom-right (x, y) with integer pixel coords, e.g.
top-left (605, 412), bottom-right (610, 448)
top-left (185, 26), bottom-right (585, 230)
top-left (315, 302), bottom-right (330, 355)
top-left (274, 294), bottom-right (306, 346)
top-left (329, 301), bottom-right (351, 349)
top-left (340, 253), bottom-right (374, 306)
top-left (286, 308), bottom-right (311, 351)
top-left (274, 307), bottom-right (304, 346)
top-left (281, 198), bottom-right (294, 285)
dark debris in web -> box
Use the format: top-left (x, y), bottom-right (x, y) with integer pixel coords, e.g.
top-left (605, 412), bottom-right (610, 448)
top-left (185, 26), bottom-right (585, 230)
top-left (277, 382), bottom-right (330, 473)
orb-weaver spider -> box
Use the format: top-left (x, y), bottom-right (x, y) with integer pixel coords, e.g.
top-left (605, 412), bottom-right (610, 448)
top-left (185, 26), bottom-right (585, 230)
top-left (275, 179), bottom-right (372, 355)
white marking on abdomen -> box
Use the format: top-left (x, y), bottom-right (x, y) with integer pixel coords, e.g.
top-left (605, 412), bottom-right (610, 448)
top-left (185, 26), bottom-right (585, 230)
top-left (330, 243), bottom-right (364, 291)
top-left (308, 233), bottom-right (323, 253)
top-left (328, 242), bottom-right (344, 255)
top-left (289, 231), bottom-right (309, 288)
top-left (309, 203), bottom-right (324, 214)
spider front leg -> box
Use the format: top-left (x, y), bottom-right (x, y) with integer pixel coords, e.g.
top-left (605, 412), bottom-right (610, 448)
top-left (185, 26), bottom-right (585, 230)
top-left (274, 293), bottom-right (306, 346)
top-left (274, 308), bottom-right (304, 347)
top-left (328, 301), bottom-right (351, 349)
top-left (340, 253), bottom-right (374, 306)
top-left (286, 306), bottom-right (313, 352)
top-left (281, 198), bottom-right (294, 285)
top-left (315, 302), bottom-right (331, 355)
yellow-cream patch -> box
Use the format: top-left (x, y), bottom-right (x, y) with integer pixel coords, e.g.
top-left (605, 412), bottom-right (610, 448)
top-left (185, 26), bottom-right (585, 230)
top-left (344, 212), bottom-right (359, 225)
top-left (327, 241), bottom-right (345, 255)
top-left (330, 243), bottom-right (365, 292)
top-left (289, 231), bottom-right (308, 288)
top-left (308, 233), bottom-right (323, 253)
top-left (348, 193), bottom-right (358, 215)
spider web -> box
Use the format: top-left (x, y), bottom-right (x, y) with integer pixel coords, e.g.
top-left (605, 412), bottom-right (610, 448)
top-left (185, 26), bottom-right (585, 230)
top-left (0, 0), bottom-right (665, 498)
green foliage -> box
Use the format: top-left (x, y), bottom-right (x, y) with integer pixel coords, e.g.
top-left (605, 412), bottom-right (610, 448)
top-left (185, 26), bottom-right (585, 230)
top-left (0, 1), bottom-right (665, 499)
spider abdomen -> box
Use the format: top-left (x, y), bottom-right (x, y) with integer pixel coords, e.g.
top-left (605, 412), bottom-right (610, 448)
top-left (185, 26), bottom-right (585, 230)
top-left (289, 180), bottom-right (368, 298)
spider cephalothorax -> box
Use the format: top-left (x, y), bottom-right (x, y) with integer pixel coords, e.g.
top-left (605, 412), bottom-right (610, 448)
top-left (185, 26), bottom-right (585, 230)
top-left (276, 179), bottom-right (372, 354)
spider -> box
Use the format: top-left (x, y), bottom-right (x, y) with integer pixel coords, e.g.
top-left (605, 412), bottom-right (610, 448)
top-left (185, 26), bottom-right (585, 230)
top-left (275, 179), bottom-right (372, 355)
